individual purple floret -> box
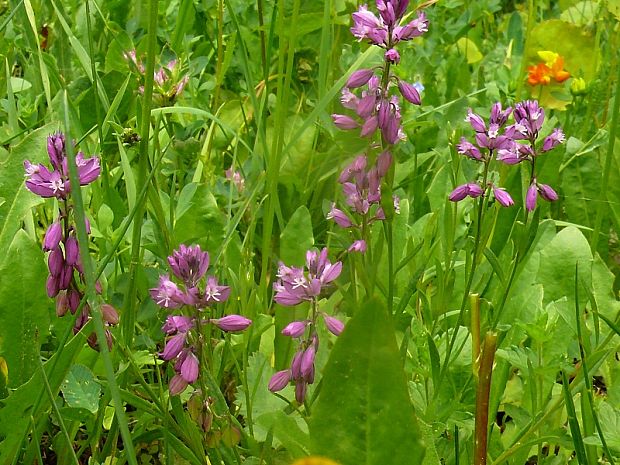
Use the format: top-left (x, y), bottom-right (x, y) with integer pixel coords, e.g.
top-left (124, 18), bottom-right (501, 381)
top-left (151, 244), bottom-right (252, 395)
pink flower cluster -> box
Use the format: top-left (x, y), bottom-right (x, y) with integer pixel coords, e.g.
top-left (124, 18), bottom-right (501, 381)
top-left (332, 2), bottom-right (429, 145)
top-left (269, 249), bottom-right (345, 403)
top-left (450, 100), bottom-right (564, 211)
top-left (151, 244), bottom-right (252, 395)
top-left (125, 50), bottom-right (189, 105)
top-left (24, 132), bottom-right (116, 350)
top-left (326, 152), bottom-right (398, 253)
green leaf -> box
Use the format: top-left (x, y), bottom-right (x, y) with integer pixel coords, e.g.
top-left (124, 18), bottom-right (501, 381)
top-left (0, 230), bottom-right (50, 388)
top-left (173, 185), bottom-right (225, 252)
top-left (0, 123), bottom-right (57, 261)
top-left (279, 205), bottom-right (314, 266)
top-left (60, 364), bottom-right (101, 414)
top-left (536, 226), bottom-right (592, 308)
top-left (310, 297), bottom-right (426, 465)
top-left (561, 149), bottom-right (600, 229)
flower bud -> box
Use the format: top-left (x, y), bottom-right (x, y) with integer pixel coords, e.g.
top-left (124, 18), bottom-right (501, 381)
top-left (268, 370), bottom-right (291, 392)
top-left (43, 222), bottom-right (62, 251)
top-left (398, 81), bottom-right (421, 105)
top-left (493, 187), bottom-right (514, 207)
top-left (212, 315), bottom-right (252, 332)
top-left (323, 314), bottom-right (345, 335)
top-left (65, 236), bottom-right (79, 266)
top-left (301, 346), bottom-right (316, 379)
top-left (526, 184), bottom-right (538, 211)
top-left (48, 247), bottom-right (64, 277)
top-left (101, 304), bottom-right (119, 325)
top-left (180, 352), bottom-right (199, 383)
top-left (332, 114), bottom-right (359, 130)
top-left (161, 333), bottom-right (187, 360)
top-left (348, 240), bottom-right (367, 254)
top-left (346, 69), bottom-right (374, 88)
top-left (282, 321), bottom-right (307, 338)
top-left (169, 374), bottom-right (189, 395)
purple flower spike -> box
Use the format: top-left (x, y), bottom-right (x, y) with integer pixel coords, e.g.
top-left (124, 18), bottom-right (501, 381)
top-left (168, 244), bottom-right (210, 287)
top-left (268, 370), bottom-right (291, 392)
top-left (332, 114), bottom-right (359, 130)
top-left (348, 240), bottom-right (367, 253)
top-left (212, 315), bottom-right (252, 332)
top-left (538, 183), bottom-right (558, 202)
top-left (398, 81), bottom-right (421, 105)
top-left (346, 69), bottom-right (375, 88)
top-left (526, 184), bottom-right (538, 211)
top-left (493, 187), bottom-right (514, 207)
top-left (323, 314), bottom-right (345, 336)
top-left (542, 128), bottom-right (565, 152)
top-left (282, 321), bottom-right (308, 338)
top-left (43, 222), bottom-right (62, 251)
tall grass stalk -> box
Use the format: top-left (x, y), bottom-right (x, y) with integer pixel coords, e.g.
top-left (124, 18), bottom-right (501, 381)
top-left (121, 0), bottom-right (159, 346)
top-left (62, 91), bottom-right (138, 465)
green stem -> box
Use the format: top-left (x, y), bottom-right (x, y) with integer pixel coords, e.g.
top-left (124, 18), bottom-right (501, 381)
top-left (122, 0), bottom-right (159, 346)
top-left (62, 92), bottom-right (138, 465)
top-left (591, 33), bottom-right (620, 253)
top-left (438, 161), bottom-right (491, 385)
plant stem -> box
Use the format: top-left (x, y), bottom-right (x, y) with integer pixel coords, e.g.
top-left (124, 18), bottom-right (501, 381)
top-left (122, 0), bottom-right (159, 346)
top-left (474, 332), bottom-right (497, 465)
top-left (62, 91), bottom-right (138, 465)
top-left (591, 31), bottom-right (620, 253)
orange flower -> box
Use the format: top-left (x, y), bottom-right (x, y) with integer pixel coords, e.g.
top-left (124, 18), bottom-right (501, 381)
top-left (527, 51), bottom-right (570, 86)
top-left (527, 63), bottom-right (552, 85)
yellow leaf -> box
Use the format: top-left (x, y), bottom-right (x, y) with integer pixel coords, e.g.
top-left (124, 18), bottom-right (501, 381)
top-left (0, 357), bottom-right (7, 380)
top-left (456, 38), bottom-right (483, 64)
top-left (291, 457), bottom-right (341, 465)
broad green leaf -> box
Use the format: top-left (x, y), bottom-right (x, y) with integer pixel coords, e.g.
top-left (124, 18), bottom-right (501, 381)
top-left (279, 205), bottom-right (314, 266)
top-left (0, 123), bottom-right (57, 262)
top-left (0, 230), bottom-right (50, 388)
top-left (536, 226), bottom-right (592, 308)
top-left (310, 297), bottom-right (425, 465)
top-left (60, 364), bottom-right (101, 414)
top-left (173, 185), bottom-right (225, 253)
